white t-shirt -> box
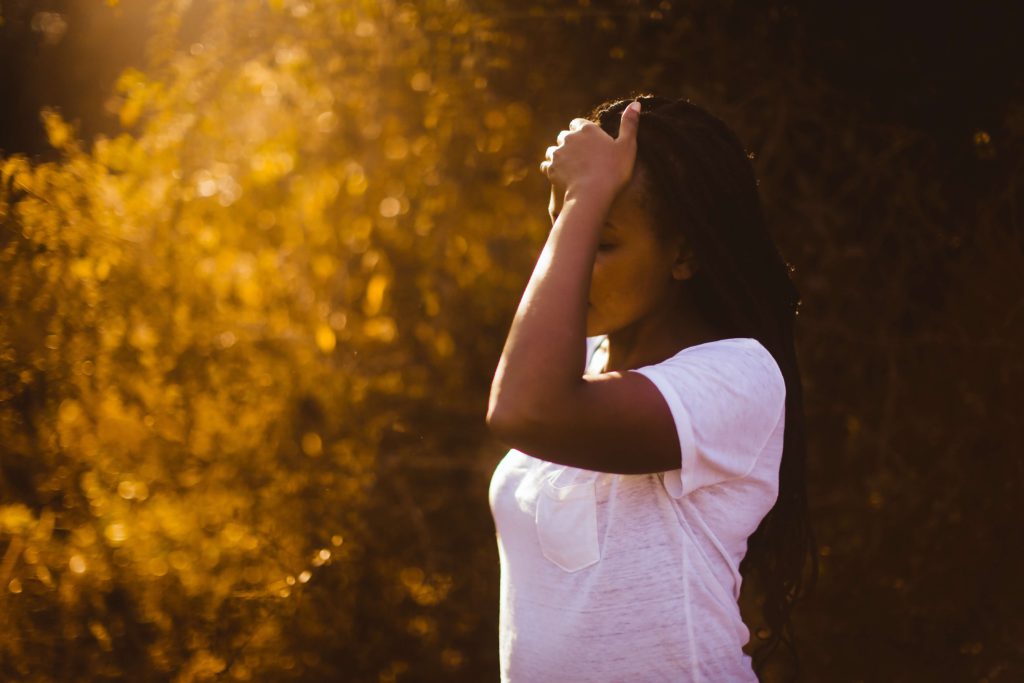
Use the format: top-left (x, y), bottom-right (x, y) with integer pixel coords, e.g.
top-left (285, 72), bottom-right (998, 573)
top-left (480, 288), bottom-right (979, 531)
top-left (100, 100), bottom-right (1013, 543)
top-left (488, 334), bottom-right (787, 682)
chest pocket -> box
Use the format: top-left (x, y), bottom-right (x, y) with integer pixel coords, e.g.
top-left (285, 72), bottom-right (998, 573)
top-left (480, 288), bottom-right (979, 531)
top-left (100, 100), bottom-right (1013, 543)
top-left (535, 470), bottom-right (601, 572)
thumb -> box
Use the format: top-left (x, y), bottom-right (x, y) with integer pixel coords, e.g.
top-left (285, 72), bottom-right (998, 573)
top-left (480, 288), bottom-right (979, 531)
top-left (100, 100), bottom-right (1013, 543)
top-left (618, 100), bottom-right (641, 142)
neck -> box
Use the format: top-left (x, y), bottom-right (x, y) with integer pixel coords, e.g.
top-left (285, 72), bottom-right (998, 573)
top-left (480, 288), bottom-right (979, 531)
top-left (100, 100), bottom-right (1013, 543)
top-left (603, 285), bottom-right (727, 372)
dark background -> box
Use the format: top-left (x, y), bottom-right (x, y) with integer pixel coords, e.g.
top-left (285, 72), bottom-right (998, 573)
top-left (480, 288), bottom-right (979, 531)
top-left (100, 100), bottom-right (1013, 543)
top-left (5, 2), bottom-right (1022, 162)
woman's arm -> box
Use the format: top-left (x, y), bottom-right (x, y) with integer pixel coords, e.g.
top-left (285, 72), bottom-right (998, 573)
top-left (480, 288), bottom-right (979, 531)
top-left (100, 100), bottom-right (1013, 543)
top-left (483, 103), bottom-right (682, 475)
top-left (484, 179), bottom-right (681, 475)
top-left (486, 185), bottom-right (614, 433)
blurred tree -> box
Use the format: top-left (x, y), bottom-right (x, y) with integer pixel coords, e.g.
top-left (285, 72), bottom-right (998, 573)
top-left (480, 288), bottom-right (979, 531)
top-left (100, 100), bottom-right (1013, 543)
top-left (0, 0), bottom-right (545, 679)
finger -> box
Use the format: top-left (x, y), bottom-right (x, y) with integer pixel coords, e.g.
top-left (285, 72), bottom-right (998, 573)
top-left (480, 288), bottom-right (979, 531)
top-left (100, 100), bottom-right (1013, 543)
top-left (544, 144), bottom-right (557, 161)
top-left (558, 119), bottom-right (588, 144)
top-left (617, 100), bottom-right (641, 143)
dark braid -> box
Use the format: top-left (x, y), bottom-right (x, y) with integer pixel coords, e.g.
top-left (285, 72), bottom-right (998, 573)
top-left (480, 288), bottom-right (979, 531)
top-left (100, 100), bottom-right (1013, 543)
top-left (587, 94), bottom-right (819, 681)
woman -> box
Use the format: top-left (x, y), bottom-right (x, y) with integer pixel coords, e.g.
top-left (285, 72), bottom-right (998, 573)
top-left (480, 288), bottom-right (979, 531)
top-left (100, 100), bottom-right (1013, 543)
top-left (486, 94), bottom-right (818, 682)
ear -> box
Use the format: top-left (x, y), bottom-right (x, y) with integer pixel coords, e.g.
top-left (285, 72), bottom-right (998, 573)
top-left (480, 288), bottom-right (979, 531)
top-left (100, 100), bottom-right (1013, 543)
top-left (670, 238), bottom-right (697, 281)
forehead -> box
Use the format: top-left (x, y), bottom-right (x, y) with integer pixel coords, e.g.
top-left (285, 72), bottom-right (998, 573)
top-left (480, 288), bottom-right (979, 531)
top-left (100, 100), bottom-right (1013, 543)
top-left (548, 172), bottom-right (649, 227)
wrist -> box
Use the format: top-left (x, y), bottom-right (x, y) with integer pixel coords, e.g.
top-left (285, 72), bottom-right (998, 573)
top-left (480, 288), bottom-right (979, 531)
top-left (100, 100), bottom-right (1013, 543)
top-left (564, 181), bottom-right (619, 210)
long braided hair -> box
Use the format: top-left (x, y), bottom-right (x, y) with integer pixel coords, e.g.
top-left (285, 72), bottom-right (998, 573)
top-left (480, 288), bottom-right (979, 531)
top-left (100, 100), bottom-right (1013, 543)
top-left (586, 94), bottom-right (819, 680)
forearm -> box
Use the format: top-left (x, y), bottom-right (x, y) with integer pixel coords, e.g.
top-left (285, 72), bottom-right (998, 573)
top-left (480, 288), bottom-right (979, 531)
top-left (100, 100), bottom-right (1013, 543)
top-left (487, 186), bottom-right (614, 427)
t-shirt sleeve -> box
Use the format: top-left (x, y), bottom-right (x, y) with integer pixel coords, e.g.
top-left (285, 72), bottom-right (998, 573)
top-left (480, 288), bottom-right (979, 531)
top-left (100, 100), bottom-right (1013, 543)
top-left (585, 336), bottom-right (603, 367)
top-left (627, 341), bottom-right (786, 498)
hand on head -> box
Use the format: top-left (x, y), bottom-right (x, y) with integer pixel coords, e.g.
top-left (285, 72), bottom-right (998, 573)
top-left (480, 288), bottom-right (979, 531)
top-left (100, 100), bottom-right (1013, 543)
top-left (539, 100), bottom-right (641, 200)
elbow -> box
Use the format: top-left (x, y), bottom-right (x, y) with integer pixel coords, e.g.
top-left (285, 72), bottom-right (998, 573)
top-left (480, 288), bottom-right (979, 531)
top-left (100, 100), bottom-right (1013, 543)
top-left (485, 383), bottom-right (519, 440)
top-left (485, 402), bottom-right (519, 442)
top-left (486, 398), bottom-right (540, 444)
top-left (487, 384), bottom-right (578, 442)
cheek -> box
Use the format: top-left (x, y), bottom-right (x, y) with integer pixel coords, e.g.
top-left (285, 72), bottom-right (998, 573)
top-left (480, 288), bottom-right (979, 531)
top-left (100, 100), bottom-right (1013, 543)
top-left (590, 249), bottom-right (665, 309)
top-left (589, 255), bottom-right (634, 309)
top-left (588, 258), bottom-right (614, 302)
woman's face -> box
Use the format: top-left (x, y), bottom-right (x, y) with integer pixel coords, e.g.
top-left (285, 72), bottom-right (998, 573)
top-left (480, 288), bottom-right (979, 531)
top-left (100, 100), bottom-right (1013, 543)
top-left (549, 171), bottom-right (691, 338)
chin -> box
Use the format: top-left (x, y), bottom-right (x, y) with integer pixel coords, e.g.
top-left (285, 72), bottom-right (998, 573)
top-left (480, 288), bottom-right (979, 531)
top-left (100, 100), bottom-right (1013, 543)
top-left (586, 306), bottom-right (618, 337)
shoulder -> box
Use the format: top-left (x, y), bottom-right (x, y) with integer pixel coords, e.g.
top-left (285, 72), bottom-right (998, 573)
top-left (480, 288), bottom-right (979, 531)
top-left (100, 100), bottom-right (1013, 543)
top-left (648, 337), bottom-right (781, 377)
top-left (631, 338), bottom-right (786, 409)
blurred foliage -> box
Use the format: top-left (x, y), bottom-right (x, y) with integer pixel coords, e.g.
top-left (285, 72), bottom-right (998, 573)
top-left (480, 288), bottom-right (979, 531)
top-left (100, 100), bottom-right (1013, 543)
top-left (0, 0), bottom-right (545, 679)
top-left (1, 0), bottom-right (1023, 681)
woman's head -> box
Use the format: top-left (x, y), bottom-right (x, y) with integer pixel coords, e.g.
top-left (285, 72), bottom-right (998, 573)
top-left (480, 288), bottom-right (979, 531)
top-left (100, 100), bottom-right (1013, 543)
top-left (582, 93), bottom-right (817, 680)
top-left (585, 95), bottom-right (801, 338)
top-left (548, 162), bottom-right (696, 337)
